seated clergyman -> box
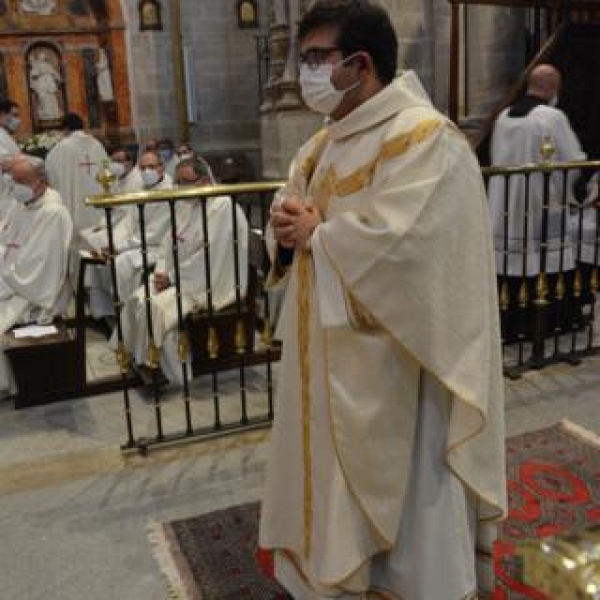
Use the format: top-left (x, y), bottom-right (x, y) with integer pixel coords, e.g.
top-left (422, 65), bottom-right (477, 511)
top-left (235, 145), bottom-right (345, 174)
top-left (0, 154), bottom-right (72, 397)
top-left (115, 157), bottom-right (249, 384)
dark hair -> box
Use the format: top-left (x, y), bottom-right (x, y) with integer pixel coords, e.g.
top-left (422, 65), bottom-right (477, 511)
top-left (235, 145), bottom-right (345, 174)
top-left (0, 99), bottom-right (18, 114)
top-left (177, 156), bottom-right (212, 180)
top-left (109, 146), bottom-right (136, 163)
top-left (61, 112), bottom-right (84, 131)
top-left (297, 0), bottom-right (398, 85)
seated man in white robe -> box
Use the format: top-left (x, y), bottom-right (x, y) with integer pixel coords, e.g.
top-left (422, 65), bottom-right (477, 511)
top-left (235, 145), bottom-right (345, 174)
top-left (0, 155), bottom-right (72, 397)
top-left (489, 64), bottom-right (586, 341)
top-left (260, 2), bottom-right (506, 599)
top-left (117, 157), bottom-right (248, 384)
top-left (0, 99), bottom-right (21, 157)
top-left (85, 149), bottom-right (173, 319)
top-left (79, 146), bottom-right (143, 252)
top-left (0, 154), bottom-right (18, 229)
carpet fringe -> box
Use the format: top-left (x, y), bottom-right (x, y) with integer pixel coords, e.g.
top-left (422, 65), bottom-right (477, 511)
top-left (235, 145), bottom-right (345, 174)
top-left (147, 520), bottom-right (198, 600)
top-left (560, 419), bottom-right (600, 448)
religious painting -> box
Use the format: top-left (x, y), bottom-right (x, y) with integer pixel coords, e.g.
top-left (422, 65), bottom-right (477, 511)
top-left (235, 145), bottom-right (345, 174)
top-left (139, 0), bottom-right (162, 31)
top-left (237, 0), bottom-right (258, 28)
top-left (19, 0), bottom-right (56, 15)
top-left (26, 43), bottom-right (66, 131)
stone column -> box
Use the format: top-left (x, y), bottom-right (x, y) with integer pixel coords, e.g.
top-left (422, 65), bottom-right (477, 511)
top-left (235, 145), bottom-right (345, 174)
top-left (260, 0), bottom-right (321, 179)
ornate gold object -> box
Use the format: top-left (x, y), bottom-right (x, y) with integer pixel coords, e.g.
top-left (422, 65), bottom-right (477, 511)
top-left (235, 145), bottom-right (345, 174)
top-left (591, 268), bottom-right (599, 293)
top-left (535, 272), bottom-right (549, 305)
top-left (261, 319), bottom-right (273, 347)
top-left (147, 339), bottom-right (159, 369)
top-left (116, 343), bottom-right (129, 375)
top-left (207, 326), bottom-right (219, 359)
top-left (518, 280), bottom-right (529, 308)
top-left (556, 273), bottom-right (566, 300)
top-left (235, 320), bottom-right (247, 355)
top-left (574, 269), bottom-right (583, 298)
top-left (86, 181), bottom-right (287, 208)
top-left (95, 158), bottom-right (116, 194)
top-left (178, 331), bottom-right (189, 361)
top-left (517, 525), bottom-right (600, 599)
top-left (540, 135), bottom-right (556, 163)
top-left (500, 281), bottom-right (510, 311)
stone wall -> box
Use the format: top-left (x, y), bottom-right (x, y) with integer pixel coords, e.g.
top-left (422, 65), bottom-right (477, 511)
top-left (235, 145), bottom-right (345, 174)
top-left (122, 0), bottom-right (268, 171)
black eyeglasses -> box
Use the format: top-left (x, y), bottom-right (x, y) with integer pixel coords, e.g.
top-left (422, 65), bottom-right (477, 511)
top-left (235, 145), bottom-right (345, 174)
top-left (298, 46), bottom-right (340, 70)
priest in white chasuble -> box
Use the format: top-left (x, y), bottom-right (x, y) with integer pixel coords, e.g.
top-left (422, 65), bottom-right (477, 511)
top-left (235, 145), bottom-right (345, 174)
top-left (259, 2), bottom-right (506, 599)
top-left (0, 99), bottom-right (21, 157)
top-left (45, 112), bottom-right (109, 233)
top-left (0, 155), bottom-right (72, 397)
top-left (117, 157), bottom-right (249, 384)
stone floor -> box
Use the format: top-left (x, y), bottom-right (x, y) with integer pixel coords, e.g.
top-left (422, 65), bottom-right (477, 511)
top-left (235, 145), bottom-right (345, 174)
top-left (0, 339), bottom-right (599, 599)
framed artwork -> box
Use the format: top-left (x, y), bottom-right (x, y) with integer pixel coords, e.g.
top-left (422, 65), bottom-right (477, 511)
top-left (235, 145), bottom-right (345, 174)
top-left (139, 0), bottom-right (162, 31)
top-left (237, 0), bottom-right (258, 29)
top-left (26, 43), bottom-right (67, 131)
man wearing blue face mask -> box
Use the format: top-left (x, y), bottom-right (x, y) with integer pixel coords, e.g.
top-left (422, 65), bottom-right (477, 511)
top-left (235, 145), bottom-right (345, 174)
top-left (260, 2), bottom-right (506, 599)
top-left (0, 100), bottom-right (21, 157)
top-left (0, 154), bottom-right (72, 398)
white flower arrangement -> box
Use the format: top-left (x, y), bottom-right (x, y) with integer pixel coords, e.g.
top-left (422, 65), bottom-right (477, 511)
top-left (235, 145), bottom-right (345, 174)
top-left (21, 131), bottom-right (62, 157)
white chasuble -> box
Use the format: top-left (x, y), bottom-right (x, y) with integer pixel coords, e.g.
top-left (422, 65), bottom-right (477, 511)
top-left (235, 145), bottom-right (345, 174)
top-left (489, 105), bottom-right (585, 276)
top-left (260, 72), bottom-right (506, 599)
top-left (0, 187), bottom-right (72, 393)
top-left (45, 130), bottom-right (109, 233)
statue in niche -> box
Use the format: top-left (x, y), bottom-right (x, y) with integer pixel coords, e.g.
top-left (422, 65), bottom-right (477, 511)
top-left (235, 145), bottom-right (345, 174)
top-left (95, 48), bottom-right (114, 102)
top-left (19, 0), bottom-right (56, 15)
top-left (29, 50), bottom-right (62, 121)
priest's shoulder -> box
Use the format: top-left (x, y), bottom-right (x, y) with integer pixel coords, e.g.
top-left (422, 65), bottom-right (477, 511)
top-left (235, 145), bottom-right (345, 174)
top-left (380, 106), bottom-right (449, 158)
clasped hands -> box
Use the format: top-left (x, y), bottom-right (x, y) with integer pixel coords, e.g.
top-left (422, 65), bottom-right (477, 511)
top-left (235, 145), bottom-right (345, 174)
top-left (270, 195), bottom-right (322, 249)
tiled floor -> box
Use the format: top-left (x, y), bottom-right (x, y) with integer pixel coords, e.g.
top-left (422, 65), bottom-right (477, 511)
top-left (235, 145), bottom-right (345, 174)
top-left (0, 334), bottom-right (598, 600)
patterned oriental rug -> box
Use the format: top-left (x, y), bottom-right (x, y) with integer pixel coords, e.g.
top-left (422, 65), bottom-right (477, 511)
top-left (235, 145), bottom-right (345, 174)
top-left (148, 420), bottom-right (600, 600)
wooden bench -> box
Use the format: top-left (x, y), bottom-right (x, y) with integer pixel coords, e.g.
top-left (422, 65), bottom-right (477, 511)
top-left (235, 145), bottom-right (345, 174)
top-left (2, 319), bottom-right (81, 409)
top-left (2, 255), bottom-right (139, 409)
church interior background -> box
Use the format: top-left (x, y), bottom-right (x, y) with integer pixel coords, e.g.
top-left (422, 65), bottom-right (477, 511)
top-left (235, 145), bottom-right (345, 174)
top-left (1, 0), bottom-right (528, 178)
top-left (3, 2), bottom-right (600, 600)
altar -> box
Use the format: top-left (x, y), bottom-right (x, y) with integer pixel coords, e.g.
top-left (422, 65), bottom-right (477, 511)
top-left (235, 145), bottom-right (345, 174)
top-left (0, 0), bottom-right (134, 145)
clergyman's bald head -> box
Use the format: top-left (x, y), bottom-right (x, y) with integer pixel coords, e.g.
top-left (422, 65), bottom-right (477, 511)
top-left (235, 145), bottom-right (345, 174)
top-left (526, 64), bottom-right (561, 102)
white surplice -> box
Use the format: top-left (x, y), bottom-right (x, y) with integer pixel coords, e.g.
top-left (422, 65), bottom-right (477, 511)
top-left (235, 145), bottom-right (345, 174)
top-left (0, 187), bottom-right (72, 394)
top-left (45, 130), bottom-right (109, 232)
top-left (259, 72), bottom-right (506, 600)
top-left (118, 195), bottom-right (249, 384)
top-left (489, 105), bottom-right (585, 276)
top-left (85, 174), bottom-right (175, 317)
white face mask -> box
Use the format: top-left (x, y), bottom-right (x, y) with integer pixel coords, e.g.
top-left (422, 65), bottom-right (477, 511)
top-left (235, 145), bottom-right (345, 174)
top-left (5, 115), bottom-right (20, 133)
top-left (12, 182), bottom-right (34, 204)
top-left (108, 162), bottom-right (126, 178)
top-left (299, 54), bottom-right (360, 115)
top-left (178, 153), bottom-right (193, 161)
top-left (141, 168), bottom-right (160, 187)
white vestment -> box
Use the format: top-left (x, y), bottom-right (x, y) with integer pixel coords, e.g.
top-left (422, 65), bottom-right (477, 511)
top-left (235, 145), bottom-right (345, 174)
top-left (118, 195), bottom-right (249, 383)
top-left (574, 174), bottom-right (600, 265)
top-left (489, 104), bottom-right (585, 276)
top-left (45, 130), bottom-right (109, 233)
top-left (260, 72), bottom-right (506, 600)
top-left (86, 175), bottom-right (175, 316)
top-left (0, 187), bottom-right (72, 394)
top-left (0, 127), bottom-right (20, 157)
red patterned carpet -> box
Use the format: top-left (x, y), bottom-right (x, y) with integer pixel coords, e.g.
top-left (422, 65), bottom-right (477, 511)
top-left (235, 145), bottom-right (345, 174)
top-left (149, 420), bottom-right (600, 600)
top-left (493, 420), bottom-right (600, 599)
